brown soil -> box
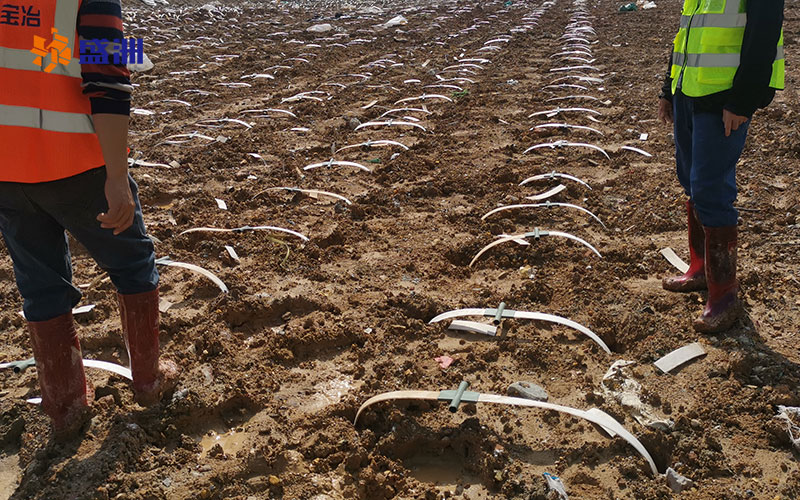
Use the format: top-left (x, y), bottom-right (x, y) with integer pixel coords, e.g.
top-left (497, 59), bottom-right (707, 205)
top-left (1, 0), bottom-right (800, 499)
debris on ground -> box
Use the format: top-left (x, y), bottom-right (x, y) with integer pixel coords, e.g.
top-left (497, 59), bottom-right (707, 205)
top-left (543, 472), bottom-right (569, 499)
top-left (666, 467), bottom-right (695, 493)
top-left (434, 355), bottom-right (455, 369)
top-left (307, 23), bottom-right (334, 33)
top-left (654, 342), bottom-right (706, 374)
top-left (602, 360), bottom-right (674, 430)
top-left (774, 406), bottom-right (800, 452)
top-left (508, 381), bottom-right (549, 401)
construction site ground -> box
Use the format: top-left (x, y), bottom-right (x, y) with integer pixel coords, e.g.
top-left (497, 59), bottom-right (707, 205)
top-left (1, 0), bottom-right (800, 498)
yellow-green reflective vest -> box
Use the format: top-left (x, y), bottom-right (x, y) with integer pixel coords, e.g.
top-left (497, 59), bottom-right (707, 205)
top-left (670, 0), bottom-right (784, 97)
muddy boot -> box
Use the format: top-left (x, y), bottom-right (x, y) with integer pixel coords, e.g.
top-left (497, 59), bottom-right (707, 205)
top-left (118, 289), bottom-right (179, 406)
top-left (694, 226), bottom-right (740, 333)
top-left (27, 312), bottom-right (92, 440)
top-left (663, 200), bottom-right (707, 292)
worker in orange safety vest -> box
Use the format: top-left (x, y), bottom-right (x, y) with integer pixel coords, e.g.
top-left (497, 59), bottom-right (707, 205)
top-left (0, 0), bottom-right (178, 439)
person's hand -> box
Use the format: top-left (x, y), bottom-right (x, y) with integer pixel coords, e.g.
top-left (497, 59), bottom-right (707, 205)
top-left (658, 98), bottom-right (673, 125)
top-left (97, 174), bottom-right (135, 235)
top-left (722, 109), bottom-right (748, 137)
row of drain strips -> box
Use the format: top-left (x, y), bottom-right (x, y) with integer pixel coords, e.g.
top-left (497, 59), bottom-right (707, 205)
top-left (129, 5), bottom-right (392, 121)
top-left (122, 5), bottom-right (406, 293)
top-left (430, 0), bottom-right (611, 355)
top-left (470, 0), bottom-right (604, 276)
top-left (353, 0), bottom-right (663, 482)
top-left (148, 2), bottom-right (591, 305)
top-left (291, 1), bottom-right (547, 202)
top-left (159, 0), bottom-right (537, 286)
top-left (133, 1), bottom-right (516, 148)
top-left (125, 5), bottom-right (462, 291)
top-left (473, 0), bottom-right (652, 270)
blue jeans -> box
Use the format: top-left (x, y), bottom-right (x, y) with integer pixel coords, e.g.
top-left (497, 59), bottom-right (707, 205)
top-left (673, 91), bottom-right (750, 227)
top-left (0, 167), bottom-right (158, 322)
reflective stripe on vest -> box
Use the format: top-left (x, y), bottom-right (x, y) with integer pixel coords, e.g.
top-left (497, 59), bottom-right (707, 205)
top-left (0, 45), bottom-right (82, 77)
top-left (679, 13), bottom-right (746, 29)
top-left (0, 46), bottom-right (81, 78)
top-left (0, 104), bottom-right (96, 133)
top-left (669, 0), bottom-right (785, 97)
top-left (0, 0), bottom-right (106, 183)
top-left (673, 46), bottom-right (784, 68)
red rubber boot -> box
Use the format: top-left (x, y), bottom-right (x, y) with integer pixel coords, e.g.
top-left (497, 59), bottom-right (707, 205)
top-left (694, 225), bottom-right (740, 333)
top-left (118, 289), bottom-right (178, 406)
top-left (27, 312), bottom-right (92, 439)
top-left (663, 200), bottom-right (707, 292)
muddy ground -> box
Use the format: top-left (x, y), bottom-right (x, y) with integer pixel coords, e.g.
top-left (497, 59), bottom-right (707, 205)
top-left (1, 0), bottom-right (800, 498)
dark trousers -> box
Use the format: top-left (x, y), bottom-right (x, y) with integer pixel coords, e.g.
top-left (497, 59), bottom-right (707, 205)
top-left (672, 91), bottom-right (750, 227)
top-left (0, 167), bottom-right (158, 322)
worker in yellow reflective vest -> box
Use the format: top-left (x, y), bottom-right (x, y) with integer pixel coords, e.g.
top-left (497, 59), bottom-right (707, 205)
top-left (0, 0), bottom-right (177, 440)
top-left (658, 0), bottom-right (784, 333)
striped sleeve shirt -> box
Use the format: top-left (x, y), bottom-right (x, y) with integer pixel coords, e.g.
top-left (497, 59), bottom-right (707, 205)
top-left (77, 0), bottom-right (132, 115)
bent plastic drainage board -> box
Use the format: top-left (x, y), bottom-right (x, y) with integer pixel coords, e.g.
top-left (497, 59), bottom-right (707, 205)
top-left (156, 256), bottom-right (229, 294)
top-left (525, 184), bottom-right (567, 201)
top-left (260, 187), bottom-right (353, 205)
top-left (660, 247), bottom-right (689, 273)
top-left (2, 358), bottom-right (131, 380)
top-left (429, 303), bottom-right (611, 353)
top-left (336, 140), bottom-right (409, 153)
top-left (470, 227), bottom-right (602, 267)
top-left (654, 342), bottom-right (706, 374)
top-left (354, 120), bottom-right (427, 132)
top-left (355, 381), bottom-right (658, 476)
top-left (179, 225), bottom-right (308, 241)
top-left (482, 202), bottom-right (606, 229)
top-left (2, 358), bottom-right (132, 404)
top-left (519, 171), bottom-right (592, 189)
top-left (304, 159), bottom-right (372, 173)
top-left (524, 140), bottom-right (610, 160)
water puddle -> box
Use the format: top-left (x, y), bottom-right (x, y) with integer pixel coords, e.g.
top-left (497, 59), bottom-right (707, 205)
top-left (198, 428), bottom-right (250, 456)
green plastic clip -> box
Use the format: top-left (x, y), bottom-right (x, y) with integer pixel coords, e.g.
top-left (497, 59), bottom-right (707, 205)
top-left (438, 381), bottom-right (480, 413)
top-left (493, 302), bottom-right (506, 325)
top-left (8, 357), bottom-right (35, 374)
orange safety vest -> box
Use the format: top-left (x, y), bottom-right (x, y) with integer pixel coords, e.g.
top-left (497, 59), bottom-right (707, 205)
top-left (0, 0), bottom-right (105, 183)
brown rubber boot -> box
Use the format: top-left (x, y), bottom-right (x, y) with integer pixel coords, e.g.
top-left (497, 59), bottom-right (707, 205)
top-left (118, 289), bottom-right (179, 406)
top-left (663, 200), bottom-right (707, 292)
top-left (27, 312), bottom-right (92, 440)
top-left (694, 225), bottom-right (740, 333)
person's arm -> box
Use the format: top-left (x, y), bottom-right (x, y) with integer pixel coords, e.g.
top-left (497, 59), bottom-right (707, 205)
top-left (660, 52), bottom-right (673, 102)
top-left (92, 115), bottom-right (134, 235)
top-left (659, 53), bottom-right (674, 124)
top-left (724, 0), bottom-right (784, 119)
top-left (78, 0), bottom-right (135, 234)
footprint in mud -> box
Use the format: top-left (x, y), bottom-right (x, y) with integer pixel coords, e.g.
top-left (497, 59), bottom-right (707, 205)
top-left (404, 453), bottom-right (493, 499)
top-left (0, 454), bottom-right (21, 498)
top-left (273, 368), bottom-right (360, 417)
